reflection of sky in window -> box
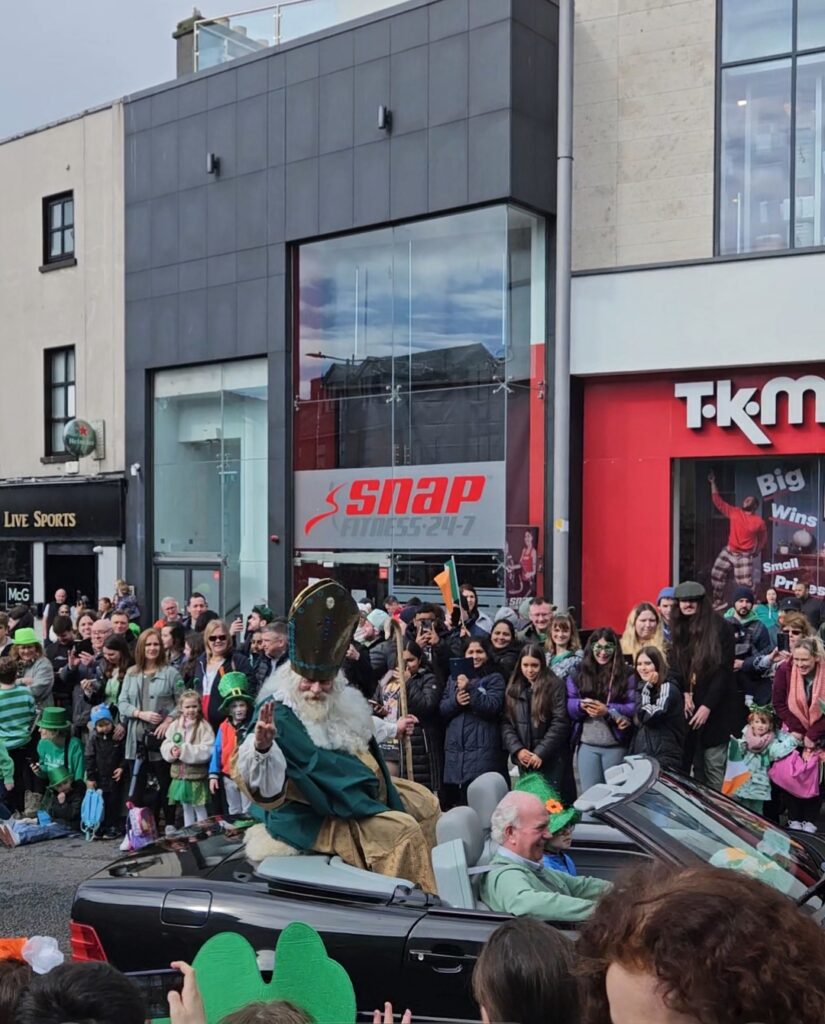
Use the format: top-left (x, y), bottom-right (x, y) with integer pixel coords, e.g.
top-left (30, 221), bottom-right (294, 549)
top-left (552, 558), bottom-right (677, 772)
top-left (297, 214), bottom-right (508, 399)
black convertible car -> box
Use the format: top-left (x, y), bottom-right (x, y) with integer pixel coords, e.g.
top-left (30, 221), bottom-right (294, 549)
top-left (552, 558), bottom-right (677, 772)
top-left (70, 758), bottom-right (825, 1023)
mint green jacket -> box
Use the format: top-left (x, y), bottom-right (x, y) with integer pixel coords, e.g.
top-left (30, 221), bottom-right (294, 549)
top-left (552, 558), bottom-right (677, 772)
top-left (481, 850), bottom-right (611, 922)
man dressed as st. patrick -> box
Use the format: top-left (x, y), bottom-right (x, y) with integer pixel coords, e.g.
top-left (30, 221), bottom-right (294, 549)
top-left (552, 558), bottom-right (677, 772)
top-left (233, 580), bottom-right (440, 891)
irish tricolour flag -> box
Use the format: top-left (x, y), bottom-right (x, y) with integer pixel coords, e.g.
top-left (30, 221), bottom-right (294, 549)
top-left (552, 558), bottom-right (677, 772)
top-left (722, 738), bottom-right (751, 796)
top-left (433, 557), bottom-right (460, 613)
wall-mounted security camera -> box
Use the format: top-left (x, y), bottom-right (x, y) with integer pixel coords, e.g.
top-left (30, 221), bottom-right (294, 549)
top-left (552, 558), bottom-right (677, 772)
top-left (130, 463), bottom-right (141, 477)
top-left (92, 545), bottom-right (104, 555)
top-left (206, 152), bottom-right (220, 175)
top-left (378, 105), bottom-right (392, 132)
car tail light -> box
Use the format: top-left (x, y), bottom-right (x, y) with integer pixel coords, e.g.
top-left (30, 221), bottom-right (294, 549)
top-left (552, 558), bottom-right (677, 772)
top-left (70, 921), bottom-right (107, 961)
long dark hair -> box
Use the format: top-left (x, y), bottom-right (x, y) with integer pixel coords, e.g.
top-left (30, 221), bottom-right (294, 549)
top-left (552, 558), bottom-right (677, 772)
top-left (101, 635), bottom-right (133, 679)
top-left (506, 643), bottom-right (563, 728)
top-left (634, 645), bottom-right (668, 687)
top-left (579, 627), bottom-right (629, 701)
top-left (670, 598), bottom-right (723, 684)
top-left (181, 630), bottom-right (205, 684)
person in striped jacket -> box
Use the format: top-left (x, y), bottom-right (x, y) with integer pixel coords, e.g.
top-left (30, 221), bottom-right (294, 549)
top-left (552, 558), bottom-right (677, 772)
top-left (0, 655), bottom-right (37, 812)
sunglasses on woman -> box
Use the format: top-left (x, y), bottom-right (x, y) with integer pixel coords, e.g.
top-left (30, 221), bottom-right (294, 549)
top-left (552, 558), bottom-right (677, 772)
top-left (782, 628), bottom-right (803, 637)
top-left (210, 634), bottom-right (228, 641)
top-left (592, 643), bottom-right (616, 654)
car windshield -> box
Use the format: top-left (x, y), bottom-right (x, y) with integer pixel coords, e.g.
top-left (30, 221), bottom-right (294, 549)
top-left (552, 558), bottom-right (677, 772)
top-left (611, 772), bottom-right (823, 907)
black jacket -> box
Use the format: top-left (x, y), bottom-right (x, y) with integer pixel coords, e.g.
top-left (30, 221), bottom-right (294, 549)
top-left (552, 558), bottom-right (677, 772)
top-left (404, 668), bottom-right (444, 792)
top-left (440, 670), bottom-right (506, 786)
top-left (404, 621), bottom-right (462, 685)
top-left (490, 641), bottom-right (520, 682)
top-left (193, 652), bottom-right (255, 730)
top-left (342, 642), bottom-right (377, 701)
top-left (85, 731), bottom-right (126, 791)
top-left (672, 618), bottom-right (742, 749)
top-left (630, 679), bottom-right (686, 771)
top-left (41, 780), bottom-right (85, 827)
top-left (502, 678), bottom-right (570, 779)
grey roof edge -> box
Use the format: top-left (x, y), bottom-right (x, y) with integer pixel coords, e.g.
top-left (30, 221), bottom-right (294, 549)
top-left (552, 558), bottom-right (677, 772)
top-left (0, 97), bottom-right (120, 149)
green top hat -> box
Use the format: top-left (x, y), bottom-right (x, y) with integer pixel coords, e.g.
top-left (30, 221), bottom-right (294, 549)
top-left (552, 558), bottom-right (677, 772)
top-left (12, 627), bottom-right (40, 647)
top-left (128, 622), bottom-right (141, 636)
top-left (514, 772), bottom-right (580, 834)
top-left (218, 671), bottom-right (254, 713)
top-left (288, 579), bottom-right (359, 682)
top-left (38, 706), bottom-right (71, 732)
top-left (48, 766), bottom-right (74, 787)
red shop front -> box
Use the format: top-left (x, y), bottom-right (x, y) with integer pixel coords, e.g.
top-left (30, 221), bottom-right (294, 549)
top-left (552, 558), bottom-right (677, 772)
top-left (580, 366), bottom-right (825, 630)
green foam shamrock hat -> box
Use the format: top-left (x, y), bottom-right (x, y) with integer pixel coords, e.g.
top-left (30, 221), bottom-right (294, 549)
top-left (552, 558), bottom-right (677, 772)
top-left (150, 922), bottom-right (356, 1023)
top-left (217, 671), bottom-right (255, 713)
top-left (514, 772), bottom-right (580, 834)
top-left (47, 766), bottom-right (74, 788)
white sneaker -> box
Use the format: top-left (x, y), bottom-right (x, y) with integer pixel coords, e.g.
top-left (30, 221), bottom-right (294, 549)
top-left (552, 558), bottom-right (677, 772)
top-left (788, 820), bottom-right (804, 831)
top-left (802, 821), bottom-right (818, 834)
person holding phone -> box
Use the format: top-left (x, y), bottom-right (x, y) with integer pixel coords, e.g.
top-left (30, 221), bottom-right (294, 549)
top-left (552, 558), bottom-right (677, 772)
top-left (440, 636), bottom-right (506, 807)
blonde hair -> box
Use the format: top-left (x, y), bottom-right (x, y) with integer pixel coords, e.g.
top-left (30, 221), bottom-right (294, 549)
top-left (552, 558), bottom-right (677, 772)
top-left (176, 687), bottom-right (203, 716)
top-left (621, 602), bottom-right (665, 661)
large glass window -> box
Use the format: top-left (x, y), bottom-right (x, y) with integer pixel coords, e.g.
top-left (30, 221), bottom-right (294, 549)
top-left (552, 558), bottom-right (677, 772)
top-left (44, 346), bottom-right (76, 456)
top-left (719, 0), bottom-right (825, 253)
top-left (153, 359), bottom-right (267, 619)
top-left (294, 206), bottom-right (546, 612)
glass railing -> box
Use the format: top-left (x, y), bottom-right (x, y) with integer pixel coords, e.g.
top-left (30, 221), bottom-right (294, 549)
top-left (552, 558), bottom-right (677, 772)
top-left (194, 1), bottom-right (397, 71)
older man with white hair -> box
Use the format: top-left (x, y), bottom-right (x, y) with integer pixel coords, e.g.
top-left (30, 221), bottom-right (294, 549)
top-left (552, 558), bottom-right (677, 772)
top-left (480, 791), bottom-right (610, 922)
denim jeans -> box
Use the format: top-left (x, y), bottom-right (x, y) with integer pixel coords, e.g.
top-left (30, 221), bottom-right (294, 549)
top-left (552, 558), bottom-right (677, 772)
top-left (7, 819), bottom-right (73, 845)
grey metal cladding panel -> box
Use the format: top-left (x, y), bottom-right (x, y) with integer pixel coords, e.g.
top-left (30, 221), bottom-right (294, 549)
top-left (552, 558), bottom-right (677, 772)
top-left (512, 0), bottom-right (557, 40)
top-left (126, 270), bottom-right (150, 302)
top-left (151, 89), bottom-right (179, 127)
top-left (179, 259), bottom-right (208, 292)
top-left (151, 294), bottom-right (179, 363)
top-left (285, 158), bottom-right (319, 239)
top-left (390, 7), bottom-right (428, 53)
top-left (511, 21), bottom-right (556, 123)
top-left (511, 111), bottom-right (556, 213)
top-left (206, 178), bottom-right (237, 255)
top-left (207, 104), bottom-right (237, 178)
top-left (429, 0), bottom-right (469, 40)
top-left (126, 98), bottom-right (152, 135)
top-left (428, 35), bottom-right (469, 127)
top-left (178, 115), bottom-right (208, 192)
top-left (237, 170), bottom-right (268, 250)
top-left (470, 0), bottom-right (512, 28)
top-left (354, 141), bottom-right (390, 226)
top-left (320, 30), bottom-right (355, 73)
top-left (151, 122), bottom-right (179, 198)
top-left (237, 246), bottom-right (268, 281)
top-left (268, 243), bottom-right (286, 276)
top-left (355, 20), bottom-right (390, 62)
top-left (125, 300), bottom-right (151, 369)
top-left (286, 78), bottom-right (320, 163)
top-left (207, 70), bottom-right (237, 108)
top-left (207, 283), bottom-right (238, 353)
top-left (237, 94), bottom-right (268, 174)
top-left (207, 253), bottom-right (236, 287)
top-left (178, 187), bottom-right (208, 261)
top-left (354, 58), bottom-right (390, 147)
top-left (268, 89), bottom-right (286, 166)
top-left (150, 265), bottom-right (179, 298)
top-left (178, 289), bottom-right (208, 363)
top-left (390, 46), bottom-right (428, 135)
top-left (237, 58), bottom-right (269, 99)
top-left (428, 121), bottom-right (468, 211)
top-left (468, 110), bottom-right (510, 202)
top-left (125, 132), bottom-right (152, 203)
top-left (469, 21), bottom-right (511, 116)
top-left (286, 43), bottom-right (320, 84)
top-left (390, 130), bottom-right (428, 220)
top-left (268, 54), bottom-right (286, 90)
top-left (267, 275), bottom-right (286, 353)
top-left (319, 150), bottom-right (354, 234)
top-left (319, 69), bottom-right (355, 154)
top-left (150, 194), bottom-right (178, 267)
top-left (178, 78), bottom-right (208, 117)
top-left (237, 277), bottom-right (268, 355)
top-left (267, 167), bottom-right (286, 243)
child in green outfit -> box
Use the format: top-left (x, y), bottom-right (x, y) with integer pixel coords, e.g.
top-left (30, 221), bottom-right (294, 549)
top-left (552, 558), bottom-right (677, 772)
top-left (0, 737), bottom-right (14, 814)
top-left (32, 706), bottom-right (85, 784)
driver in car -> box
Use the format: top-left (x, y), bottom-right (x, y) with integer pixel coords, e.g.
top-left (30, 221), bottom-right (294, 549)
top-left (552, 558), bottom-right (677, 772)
top-left (232, 580), bottom-right (441, 893)
top-left (481, 791), bottom-right (611, 922)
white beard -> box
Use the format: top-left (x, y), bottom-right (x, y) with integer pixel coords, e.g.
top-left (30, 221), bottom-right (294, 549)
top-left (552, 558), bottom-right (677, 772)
top-left (259, 662), bottom-right (374, 756)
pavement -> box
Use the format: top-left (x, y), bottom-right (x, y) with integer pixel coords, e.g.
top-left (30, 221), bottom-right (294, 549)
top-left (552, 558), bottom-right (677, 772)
top-left (0, 832), bottom-right (117, 953)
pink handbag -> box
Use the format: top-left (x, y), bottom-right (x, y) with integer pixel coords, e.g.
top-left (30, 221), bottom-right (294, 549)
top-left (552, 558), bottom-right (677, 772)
top-left (768, 750), bottom-right (821, 798)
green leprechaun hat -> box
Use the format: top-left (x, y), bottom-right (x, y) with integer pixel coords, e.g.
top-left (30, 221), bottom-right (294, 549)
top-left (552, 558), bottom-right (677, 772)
top-left (514, 772), bottom-right (580, 834)
top-left (47, 766), bottom-right (74, 788)
top-left (37, 706), bottom-right (71, 732)
top-left (218, 670), bottom-right (255, 713)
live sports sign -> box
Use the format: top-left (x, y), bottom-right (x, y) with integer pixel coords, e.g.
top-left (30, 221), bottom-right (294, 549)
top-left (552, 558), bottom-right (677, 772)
top-left (295, 462), bottom-right (506, 551)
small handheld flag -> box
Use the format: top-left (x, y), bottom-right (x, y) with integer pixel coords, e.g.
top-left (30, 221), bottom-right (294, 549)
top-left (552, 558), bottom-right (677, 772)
top-left (433, 557), bottom-right (460, 613)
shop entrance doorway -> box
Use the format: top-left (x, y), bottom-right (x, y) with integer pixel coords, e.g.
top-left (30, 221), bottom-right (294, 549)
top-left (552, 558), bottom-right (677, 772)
top-left (45, 544), bottom-right (97, 607)
top-left (154, 562), bottom-right (223, 620)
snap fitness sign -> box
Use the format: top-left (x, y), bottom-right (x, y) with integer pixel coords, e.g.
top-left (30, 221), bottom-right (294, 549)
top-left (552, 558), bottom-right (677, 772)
top-left (675, 375), bottom-right (825, 447)
top-left (295, 462), bottom-right (505, 551)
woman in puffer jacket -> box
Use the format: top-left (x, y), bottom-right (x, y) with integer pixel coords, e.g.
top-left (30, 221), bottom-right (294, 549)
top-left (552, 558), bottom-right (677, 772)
top-left (629, 646), bottom-right (686, 772)
top-left (502, 643), bottom-right (570, 796)
top-left (440, 635), bottom-right (506, 807)
top-left (400, 641), bottom-right (444, 793)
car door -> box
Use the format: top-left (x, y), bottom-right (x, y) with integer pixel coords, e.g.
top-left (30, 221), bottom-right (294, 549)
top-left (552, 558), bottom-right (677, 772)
top-left (401, 907), bottom-right (510, 1022)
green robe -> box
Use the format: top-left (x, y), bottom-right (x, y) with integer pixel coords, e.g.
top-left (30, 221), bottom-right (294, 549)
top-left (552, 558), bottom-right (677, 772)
top-left (251, 701), bottom-right (405, 851)
top-left (481, 850), bottom-right (611, 922)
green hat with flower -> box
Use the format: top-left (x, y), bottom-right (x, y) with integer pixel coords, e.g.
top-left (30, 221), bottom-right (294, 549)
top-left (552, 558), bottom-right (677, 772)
top-left (218, 670), bottom-right (254, 713)
top-left (514, 772), bottom-right (580, 834)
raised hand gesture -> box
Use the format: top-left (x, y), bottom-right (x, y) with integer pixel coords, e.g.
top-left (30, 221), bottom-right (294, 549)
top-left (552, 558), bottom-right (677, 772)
top-left (254, 700), bottom-right (277, 753)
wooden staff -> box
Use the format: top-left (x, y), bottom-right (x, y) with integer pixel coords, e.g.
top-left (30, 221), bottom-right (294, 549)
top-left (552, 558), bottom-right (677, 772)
top-left (390, 618), bottom-right (414, 781)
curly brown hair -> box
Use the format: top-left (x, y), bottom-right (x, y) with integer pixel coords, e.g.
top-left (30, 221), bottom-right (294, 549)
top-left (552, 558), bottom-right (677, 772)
top-left (576, 862), bottom-right (825, 1024)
